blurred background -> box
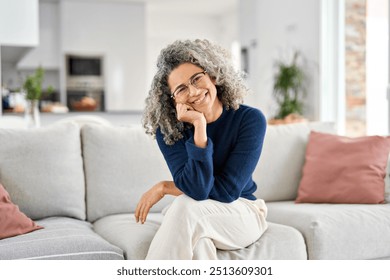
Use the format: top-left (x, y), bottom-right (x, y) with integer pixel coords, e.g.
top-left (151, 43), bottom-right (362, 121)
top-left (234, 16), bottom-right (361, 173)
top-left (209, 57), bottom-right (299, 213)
top-left (0, 0), bottom-right (388, 135)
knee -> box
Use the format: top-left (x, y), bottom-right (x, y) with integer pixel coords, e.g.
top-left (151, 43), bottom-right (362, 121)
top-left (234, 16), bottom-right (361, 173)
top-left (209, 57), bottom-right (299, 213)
top-left (165, 194), bottom-right (200, 217)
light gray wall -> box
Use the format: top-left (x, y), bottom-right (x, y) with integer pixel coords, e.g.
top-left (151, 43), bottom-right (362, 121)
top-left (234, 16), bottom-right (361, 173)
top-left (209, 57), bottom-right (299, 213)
top-left (240, 0), bottom-right (321, 120)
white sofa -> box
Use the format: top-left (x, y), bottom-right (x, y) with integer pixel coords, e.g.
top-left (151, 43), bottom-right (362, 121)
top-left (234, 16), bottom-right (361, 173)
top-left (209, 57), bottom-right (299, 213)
top-left (0, 121), bottom-right (389, 260)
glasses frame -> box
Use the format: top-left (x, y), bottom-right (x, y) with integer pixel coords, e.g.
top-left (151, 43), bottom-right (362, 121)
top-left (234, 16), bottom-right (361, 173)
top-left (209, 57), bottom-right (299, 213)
top-left (170, 71), bottom-right (207, 100)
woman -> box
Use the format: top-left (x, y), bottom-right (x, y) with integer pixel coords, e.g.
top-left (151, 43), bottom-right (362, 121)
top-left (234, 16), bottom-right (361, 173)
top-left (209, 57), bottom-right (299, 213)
top-left (136, 39), bottom-right (268, 260)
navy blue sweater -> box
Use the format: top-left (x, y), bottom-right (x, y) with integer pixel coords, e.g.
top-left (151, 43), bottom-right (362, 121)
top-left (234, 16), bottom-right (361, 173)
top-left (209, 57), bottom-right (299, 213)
top-left (156, 104), bottom-right (267, 203)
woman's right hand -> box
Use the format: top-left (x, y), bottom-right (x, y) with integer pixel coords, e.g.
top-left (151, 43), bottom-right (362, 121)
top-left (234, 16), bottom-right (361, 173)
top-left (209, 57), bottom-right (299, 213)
top-left (176, 103), bottom-right (207, 148)
top-left (176, 103), bottom-right (205, 126)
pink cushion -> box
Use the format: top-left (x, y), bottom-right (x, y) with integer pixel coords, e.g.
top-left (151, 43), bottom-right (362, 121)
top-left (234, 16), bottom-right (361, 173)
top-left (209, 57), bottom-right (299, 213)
top-left (0, 183), bottom-right (43, 239)
top-left (296, 131), bottom-right (390, 204)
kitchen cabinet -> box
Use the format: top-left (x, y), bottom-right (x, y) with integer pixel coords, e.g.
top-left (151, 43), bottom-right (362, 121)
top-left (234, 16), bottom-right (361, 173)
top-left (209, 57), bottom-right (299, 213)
top-left (0, 0), bottom-right (39, 47)
top-left (16, 0), bottom-right (60, 70)
top-left (0, 0), bottom-right (39, 115)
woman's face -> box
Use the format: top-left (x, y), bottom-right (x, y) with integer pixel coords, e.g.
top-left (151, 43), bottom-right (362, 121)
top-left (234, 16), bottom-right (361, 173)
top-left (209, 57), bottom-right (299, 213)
top-left (167, 63), bottom-right (220, 113)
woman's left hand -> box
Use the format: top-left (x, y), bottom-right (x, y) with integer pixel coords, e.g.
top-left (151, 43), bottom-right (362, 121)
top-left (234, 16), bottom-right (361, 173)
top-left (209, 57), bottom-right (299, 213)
top-left (135, 182), bottom-right (164, 224)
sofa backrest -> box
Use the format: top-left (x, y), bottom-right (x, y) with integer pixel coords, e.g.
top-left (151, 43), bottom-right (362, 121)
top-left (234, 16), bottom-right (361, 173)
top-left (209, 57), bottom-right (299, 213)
top-left (81, 124), bottom-right (174, 222)
top-left (81, 122), bottom-right (337, 221)
top-left (0, 122), bottom-right (86, 220)
top-left (0, 121), bottom-right (339, 224)
top-left (253, 122), bottom-right (335, 202)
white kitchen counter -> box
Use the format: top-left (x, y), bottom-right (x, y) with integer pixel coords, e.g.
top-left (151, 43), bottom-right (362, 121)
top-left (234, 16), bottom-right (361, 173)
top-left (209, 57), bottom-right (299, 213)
top-left (1, 111), bottom-right (143, 127)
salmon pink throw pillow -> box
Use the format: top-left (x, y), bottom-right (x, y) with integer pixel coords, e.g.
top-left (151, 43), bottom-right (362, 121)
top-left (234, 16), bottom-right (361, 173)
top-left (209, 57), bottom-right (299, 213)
top-left (296, 131), bottom-right (390, 204)
top-left (0, 183), bottom-right (43, 239)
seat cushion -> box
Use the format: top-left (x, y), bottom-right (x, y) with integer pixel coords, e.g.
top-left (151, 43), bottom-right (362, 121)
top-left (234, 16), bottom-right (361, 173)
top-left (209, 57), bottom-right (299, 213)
top-left (0, 217), bottom-right (123, 260)
top-left (217, 222), bottom-right (307, 260)
top-left (93, 213), bottom-right (162, 260)
top-left (266, 201), bottom-right (390, 259)
top-left (94, 213), bottom-right (307, 260)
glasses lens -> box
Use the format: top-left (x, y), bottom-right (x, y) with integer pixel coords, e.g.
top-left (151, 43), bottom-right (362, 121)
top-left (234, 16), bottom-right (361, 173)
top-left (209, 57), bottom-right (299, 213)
top-left (191, 72), bottom-right (206, 88)
top-left (172, 71), bottom-right (206, 100)
top-left (173, 86), bottom-right (188, 99)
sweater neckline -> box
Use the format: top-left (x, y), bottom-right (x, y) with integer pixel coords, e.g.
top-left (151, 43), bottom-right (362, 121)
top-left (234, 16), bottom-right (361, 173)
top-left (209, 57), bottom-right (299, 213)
top-left (207, 105), bottom-right (227, 128)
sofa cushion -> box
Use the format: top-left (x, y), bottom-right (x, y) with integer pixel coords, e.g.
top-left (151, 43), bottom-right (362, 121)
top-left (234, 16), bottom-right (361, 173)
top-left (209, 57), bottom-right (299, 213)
top-left (296, 132), bottom-right (390, 204)
top-left (217, 222), bottom-right (307, 260)
top-left (0, 123), bottom-right (86, 220)
top-left (266, 201), bottom-right (390, 259)
top-left (94, 213), bottom-right (307, 260)
top-left (81, 124), bottom-right (175, 222)
top-left (253, 122), bottom-right (335, 201)
top-left (0, 183), bottom-right (43, 239)
top-left (0, 217), bottom-right (123, 260)
top-left (94, 213), bottom-right (162, 260)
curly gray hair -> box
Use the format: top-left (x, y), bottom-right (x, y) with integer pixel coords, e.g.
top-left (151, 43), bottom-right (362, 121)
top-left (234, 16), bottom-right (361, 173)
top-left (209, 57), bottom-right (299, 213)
top-left (142, 39), bottom-right (249, 145)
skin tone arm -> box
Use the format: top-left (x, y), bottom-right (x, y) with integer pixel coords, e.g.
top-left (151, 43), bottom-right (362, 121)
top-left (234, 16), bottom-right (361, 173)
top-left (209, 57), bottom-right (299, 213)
top-left (134, 104), bottom-right (207, 223)
top-left (175, 103), bottom-right (207, 148)
top-left (135, 180), bottom-right (183, 224)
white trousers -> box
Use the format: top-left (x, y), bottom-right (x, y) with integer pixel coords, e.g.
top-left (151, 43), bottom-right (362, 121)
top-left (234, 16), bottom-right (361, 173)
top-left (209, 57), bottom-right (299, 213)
top-left (146, 194), bottom-right (268, 260)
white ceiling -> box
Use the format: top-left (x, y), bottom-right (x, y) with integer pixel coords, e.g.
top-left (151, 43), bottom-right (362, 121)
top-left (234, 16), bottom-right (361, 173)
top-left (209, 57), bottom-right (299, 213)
top-left (146, 0), bottom-right (238, 16)
top-left (43, 0), bottom-right (238, 16)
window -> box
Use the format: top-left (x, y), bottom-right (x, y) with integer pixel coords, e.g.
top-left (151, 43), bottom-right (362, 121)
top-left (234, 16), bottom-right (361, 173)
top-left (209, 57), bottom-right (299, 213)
top-left (345, 0), bottom-right (389, 136)
top-left (366, 0), bottom-right (389, 135)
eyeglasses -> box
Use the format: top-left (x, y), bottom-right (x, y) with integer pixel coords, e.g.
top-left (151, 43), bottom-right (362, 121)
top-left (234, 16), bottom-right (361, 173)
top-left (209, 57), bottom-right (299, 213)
top-left (170, 71), bottom-right (207, 100)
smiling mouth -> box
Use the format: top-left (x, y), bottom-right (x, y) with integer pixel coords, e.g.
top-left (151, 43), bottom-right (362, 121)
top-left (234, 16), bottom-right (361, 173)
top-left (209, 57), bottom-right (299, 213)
top-left (192, 92), bottom-right (208, 105)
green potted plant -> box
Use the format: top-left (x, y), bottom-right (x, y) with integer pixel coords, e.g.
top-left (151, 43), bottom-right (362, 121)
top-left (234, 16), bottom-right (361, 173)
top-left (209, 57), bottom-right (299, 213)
top-left (22, 66), bottom-right (53, 128)
top-left (270, 51), bottom-right (307, 124)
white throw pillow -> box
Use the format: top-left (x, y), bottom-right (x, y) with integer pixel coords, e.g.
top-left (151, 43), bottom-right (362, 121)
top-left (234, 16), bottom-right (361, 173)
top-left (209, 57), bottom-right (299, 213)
top-left (0, 123), bottom-right (86, 220)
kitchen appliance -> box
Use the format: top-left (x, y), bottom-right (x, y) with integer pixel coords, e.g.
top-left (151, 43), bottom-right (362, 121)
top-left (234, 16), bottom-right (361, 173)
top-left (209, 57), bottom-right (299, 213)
top-left (65, 54), bottom-right (105, 111)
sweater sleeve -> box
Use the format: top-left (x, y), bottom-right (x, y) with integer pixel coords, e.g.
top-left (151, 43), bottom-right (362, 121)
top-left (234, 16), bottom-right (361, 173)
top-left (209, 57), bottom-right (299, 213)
top-left (208, 109), bottom-right (266, 202)
top-left (156, 108), bottom-right (267, 202)
top-left (156, 130), bottom-right (215, 200)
